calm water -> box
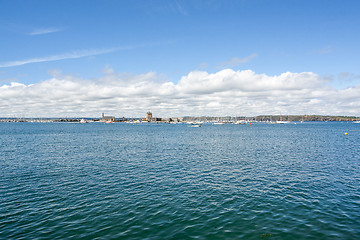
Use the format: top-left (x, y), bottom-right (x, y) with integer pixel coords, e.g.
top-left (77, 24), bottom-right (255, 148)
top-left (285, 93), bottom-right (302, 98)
top-left (0, 122), bottom-right (359, 239)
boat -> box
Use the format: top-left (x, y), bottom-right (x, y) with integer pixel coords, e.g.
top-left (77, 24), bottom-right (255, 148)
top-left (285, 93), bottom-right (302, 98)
top-left (79, 119), bottom-right (88, 123)
top-left (276, 120), bottom-right (290, 124)
top-left (353, 117), bottom-right (360, 123)
top-left (276, 114), bottom-right (290, 124)
top-left (235, 120), bottom-right (247, 125)
top-left (190, 121), bottom-right (203, 127)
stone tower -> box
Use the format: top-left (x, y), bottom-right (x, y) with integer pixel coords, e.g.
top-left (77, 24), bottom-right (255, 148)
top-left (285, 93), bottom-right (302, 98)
top-left (146, 112), bottom-right (152, 122)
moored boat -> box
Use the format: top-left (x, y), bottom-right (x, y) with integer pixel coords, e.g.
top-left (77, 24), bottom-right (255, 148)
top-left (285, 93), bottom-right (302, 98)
top-left (276, 120), bottom-right (290, 124)
top-left (79, 119), bottom-right (88, 123)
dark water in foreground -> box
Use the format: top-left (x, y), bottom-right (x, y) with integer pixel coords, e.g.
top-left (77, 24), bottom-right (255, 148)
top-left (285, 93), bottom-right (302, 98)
top-left (0, 122), bottom-right (359, 239)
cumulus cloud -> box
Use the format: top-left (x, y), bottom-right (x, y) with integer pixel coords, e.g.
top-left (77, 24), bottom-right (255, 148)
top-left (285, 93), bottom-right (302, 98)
top-left (177, 69), bottom-right (323, 94)
top-left (1, 68), bottom-right (359, 118)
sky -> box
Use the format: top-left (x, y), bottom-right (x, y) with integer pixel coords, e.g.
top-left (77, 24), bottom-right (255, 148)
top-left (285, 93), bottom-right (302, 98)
top-left (1, 0), bottom-right (360, 118)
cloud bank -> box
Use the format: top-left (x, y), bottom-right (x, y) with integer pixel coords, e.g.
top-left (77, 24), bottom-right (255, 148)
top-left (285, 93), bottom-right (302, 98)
top-left (1, 69), bottom-right (359, 117)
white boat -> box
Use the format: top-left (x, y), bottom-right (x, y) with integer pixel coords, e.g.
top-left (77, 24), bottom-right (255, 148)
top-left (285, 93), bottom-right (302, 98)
top-left (276, 120), bottom-right (290, 124)
top-left (79, 119), bottom-right (88, 123)
top-left (276, 114), bottom-right (290, 124)
top-left (190, 121), bottom-right (203, 127)
top-left (235, 120), bottom-right (247, 125)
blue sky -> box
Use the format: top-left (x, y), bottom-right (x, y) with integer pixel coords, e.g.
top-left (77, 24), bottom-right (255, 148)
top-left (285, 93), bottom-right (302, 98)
top-left (1, 0), bottom-right (360, 117)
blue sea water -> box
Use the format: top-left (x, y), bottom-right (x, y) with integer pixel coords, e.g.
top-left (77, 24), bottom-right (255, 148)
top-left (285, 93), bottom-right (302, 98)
top-left (0, 122), bottom-right (359, 239)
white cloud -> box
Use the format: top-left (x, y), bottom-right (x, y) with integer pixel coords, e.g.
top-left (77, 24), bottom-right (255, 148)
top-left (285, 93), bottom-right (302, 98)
top-left (0, 40), bottom-right (175, 68)
top-left (1, 68), bottom-right (359, 118)
top-left (177, 69), bottom-right (324, 94)
top-left (29, 27), bottom-right (62, 35)
top-left (0, 48), bottom-right (118, 68)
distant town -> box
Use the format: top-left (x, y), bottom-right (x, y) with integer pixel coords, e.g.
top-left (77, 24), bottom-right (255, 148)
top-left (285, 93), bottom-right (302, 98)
top-left (0, 112), bottom-right (359, 123)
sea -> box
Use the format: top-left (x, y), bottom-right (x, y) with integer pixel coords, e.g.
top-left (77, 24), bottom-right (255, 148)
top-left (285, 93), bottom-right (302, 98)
top-left (0, 122), bottom-right (359, 239)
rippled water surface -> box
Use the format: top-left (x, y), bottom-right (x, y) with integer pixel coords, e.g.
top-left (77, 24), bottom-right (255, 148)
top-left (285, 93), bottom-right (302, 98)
top-left (0, 122), bottom-right (359, 239)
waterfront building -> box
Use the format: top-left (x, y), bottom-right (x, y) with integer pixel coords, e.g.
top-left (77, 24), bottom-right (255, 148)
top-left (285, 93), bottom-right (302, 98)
top-left (146, 112), bottom-right (152, 122)
top-left (101, 113), bottom-right (115, 122)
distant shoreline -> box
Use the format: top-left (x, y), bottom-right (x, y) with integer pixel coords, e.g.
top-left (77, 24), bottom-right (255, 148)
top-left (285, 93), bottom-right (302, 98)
top-left (0, 115), bottom-right (358, 123)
